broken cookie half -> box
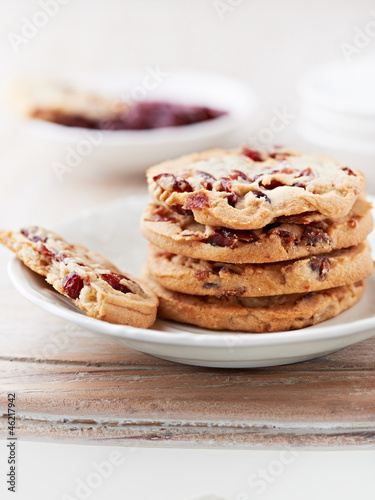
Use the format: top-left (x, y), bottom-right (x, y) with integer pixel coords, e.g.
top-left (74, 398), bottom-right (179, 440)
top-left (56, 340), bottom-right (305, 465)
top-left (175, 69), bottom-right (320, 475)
top-left (0, 226), bottom-right (158, 328)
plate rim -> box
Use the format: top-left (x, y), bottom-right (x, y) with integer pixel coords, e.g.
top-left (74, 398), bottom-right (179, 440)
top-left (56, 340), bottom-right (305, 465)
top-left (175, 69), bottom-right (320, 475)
top-left (7, 187), bottom-right (375, 350)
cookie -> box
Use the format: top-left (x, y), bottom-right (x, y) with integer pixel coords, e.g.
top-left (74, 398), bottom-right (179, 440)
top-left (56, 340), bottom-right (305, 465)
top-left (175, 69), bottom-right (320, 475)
top-left (143, 271), bottom-right (365, 333)
top-left (141, 196), bottom-right (373, 264)
top-left (10, 79), bottom-right (128, 127)
top-left (147, 147), bottom-right (365, 230)
top-left (147, 242), bottom-right (373, 297)
top-left (0, 226), bottom-right (158, 328)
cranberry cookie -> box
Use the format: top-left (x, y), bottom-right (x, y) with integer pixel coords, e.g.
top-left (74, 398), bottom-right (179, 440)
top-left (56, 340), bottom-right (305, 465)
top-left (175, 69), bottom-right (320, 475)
top-left (147, 242), bottom-right (373, 297)
top-left (143, 272), bottom-right (365, 333)
top-left (141, 196), bottom-right (373, 264)
top-left (147, 148), bottom-right (364, 230)
top-left (0, 227), bottom-right (158, 328)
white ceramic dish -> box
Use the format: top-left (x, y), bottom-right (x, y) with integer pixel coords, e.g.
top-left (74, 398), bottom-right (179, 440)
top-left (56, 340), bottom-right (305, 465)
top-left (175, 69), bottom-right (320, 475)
top-left (8, 195), bottom-right (375, 368)
top-left (24, 69), bottom-right (257, 177)
top-left (297, 56), bottom-right (375, 192)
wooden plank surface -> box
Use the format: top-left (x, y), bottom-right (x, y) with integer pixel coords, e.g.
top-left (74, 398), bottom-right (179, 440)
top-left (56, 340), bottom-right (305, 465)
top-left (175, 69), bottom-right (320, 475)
top-left (0, 135), bottom-right (374, 449)
top-left (1, 277), bottom-right (375, 448)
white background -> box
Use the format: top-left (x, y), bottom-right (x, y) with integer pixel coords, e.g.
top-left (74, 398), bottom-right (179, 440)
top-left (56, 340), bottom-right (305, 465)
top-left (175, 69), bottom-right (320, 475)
top-left (1, 441), bottom-right (375, 499)
top-left (1, 0), bottom-right (375, 124)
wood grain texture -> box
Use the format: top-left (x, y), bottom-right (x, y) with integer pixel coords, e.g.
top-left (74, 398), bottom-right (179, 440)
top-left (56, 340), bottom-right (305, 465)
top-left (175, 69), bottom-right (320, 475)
top-left (1, 277), bottom-right (375, 448)
top-left (2, 110), bottom-right (375, 449)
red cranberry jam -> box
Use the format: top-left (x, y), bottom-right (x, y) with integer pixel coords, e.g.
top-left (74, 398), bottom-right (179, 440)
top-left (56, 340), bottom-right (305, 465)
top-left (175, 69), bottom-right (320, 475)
top-left (48, 101), bottom-right (227, 130)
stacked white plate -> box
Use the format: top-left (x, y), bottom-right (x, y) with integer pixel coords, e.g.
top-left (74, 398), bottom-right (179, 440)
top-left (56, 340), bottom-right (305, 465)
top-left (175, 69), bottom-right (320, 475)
top-left (297, 54), bottom-right (375, 193)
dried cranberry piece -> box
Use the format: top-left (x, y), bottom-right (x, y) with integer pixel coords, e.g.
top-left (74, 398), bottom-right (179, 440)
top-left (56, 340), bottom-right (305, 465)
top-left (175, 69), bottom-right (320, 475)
top-left (309, 257), bottom-right (331, 281)
top-left (254, 167), bottom-right (313, 190)
top-left (183, 193), bottom-right (209, 210)
top-left (252, 173), bottom-right (264, 182)
top-left (276, 212), bottom-right (316, 224)
top-left (342, 167), bottom-right (356, 176)
top-left (169, 204), bottom-right (193, 216)
top-left (21, 228), bottom-right (47, 243)
top-left (62, 272), bottom-right (84, 299)
top-left (226, 228), bottom-right (256, 243)
top-left (39, 244), bottom-right (54, 258)
top-left (229, 170), bottom-right (249, 181)
top-left (55, 253), bottom-right (66, 262)
top-left (251, 190), bottom-right (271, 203)
top-left (269, 153), bottom-right (289, 160)
top-left (147, 214), bottom-right (178, 223)
top-left (242, 147), bottom-right (264, 161)
top-left (279, 167), bottom-right (299, 175)
top-left (197, 171), bottom-right (216, 190)
top-left (219, 178), bottom-right (231, 192)
top-left (33, 235), bottom-right (47, 243)
top-left (206, 229), bottom-right (236, 248)
top-left (259, 178), bottom-right (285, 190)
top-left (226, 192), bottom-right (238, 207)
top-left (301, 226), bottom-right (331, 247)
top-left (268, 147), bottom-right (290, 159)
top-left (203, 282), bottom-right (218, 289)
top-left (274, 229), bottom-right (296, 248)
top-left (175, 178), bottom-right (193, 192)
top-left (218, 178), bottom-right (239, 207)
top-left (101, 273), bottom-right (131, 294)
top-left (298, 167), bottom-right (313, 177)
top-left (210, 265), bottom-right (223, 275)
top-left (205, 227), bottom-right (255, 247)
top-left (153, 173), bottom-right (193, 193)
top-left (195, 270), bottom-right (210, 281)
top-left (146, 207), bottom-right (178, 223)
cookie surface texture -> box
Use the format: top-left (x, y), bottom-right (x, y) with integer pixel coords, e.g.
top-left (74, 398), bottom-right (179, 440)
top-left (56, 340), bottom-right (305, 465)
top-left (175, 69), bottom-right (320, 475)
top-left (141, 196), bottom-right (373, 263)
top-left (147, 148), bottom-right (365, 230)
top-left (147, 242), bottom-right (373, 297)
top-left (144, 271), bottom-right (365, 333)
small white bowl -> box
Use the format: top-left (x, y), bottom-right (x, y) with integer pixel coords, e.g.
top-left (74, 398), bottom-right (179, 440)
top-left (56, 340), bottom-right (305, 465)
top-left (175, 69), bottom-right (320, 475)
top-left (297, 56), bottom-right (375, 193)
top-left (24, 69), bottom-right (258, 178)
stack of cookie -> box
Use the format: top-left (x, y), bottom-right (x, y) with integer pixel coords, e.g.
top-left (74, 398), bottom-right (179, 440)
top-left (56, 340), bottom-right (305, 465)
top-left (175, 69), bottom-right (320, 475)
top-left (141, 147), bottom-right (374, 332)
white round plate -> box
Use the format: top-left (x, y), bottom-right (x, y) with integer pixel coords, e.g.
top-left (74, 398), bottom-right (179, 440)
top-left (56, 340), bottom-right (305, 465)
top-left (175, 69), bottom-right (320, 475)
top-left (22, 69), bottom-right (257, 177)
top-left (8, 195), bottom-right (375, 368)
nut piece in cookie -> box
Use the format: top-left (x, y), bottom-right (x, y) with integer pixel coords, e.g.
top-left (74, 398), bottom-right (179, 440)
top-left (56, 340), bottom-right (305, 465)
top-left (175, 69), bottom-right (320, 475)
top-left (0, 226), bottom-right (158, 328)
